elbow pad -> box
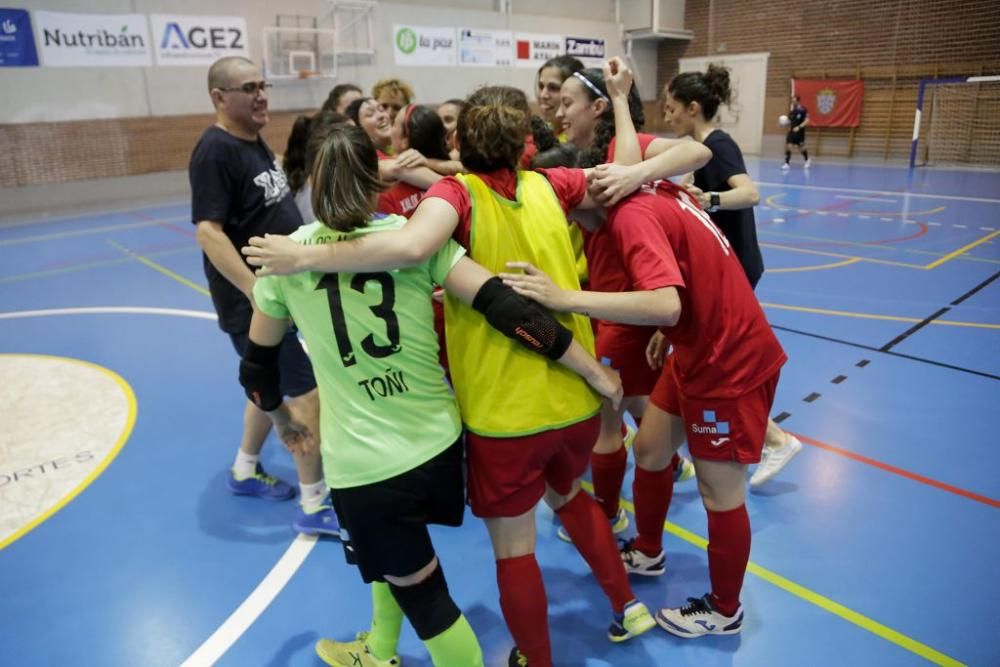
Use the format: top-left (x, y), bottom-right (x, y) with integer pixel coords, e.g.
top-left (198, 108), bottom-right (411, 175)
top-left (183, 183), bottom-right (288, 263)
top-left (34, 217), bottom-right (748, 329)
top-left (472, 277), bottom-right (573, 360)
top-left (239, 340), bottom-right (283, 411)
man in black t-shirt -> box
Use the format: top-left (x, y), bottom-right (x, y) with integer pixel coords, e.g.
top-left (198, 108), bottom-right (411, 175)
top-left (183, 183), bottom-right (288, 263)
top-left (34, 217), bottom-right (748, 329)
top-left (190, 56), bottom-right (337, 536)
top-left (782, 95), bottom-right (811, 170)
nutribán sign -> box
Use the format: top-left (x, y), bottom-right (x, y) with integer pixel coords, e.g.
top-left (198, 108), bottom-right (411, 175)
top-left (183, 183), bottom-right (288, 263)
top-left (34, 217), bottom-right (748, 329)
top-left (34, 11), bottom-right (151, 67)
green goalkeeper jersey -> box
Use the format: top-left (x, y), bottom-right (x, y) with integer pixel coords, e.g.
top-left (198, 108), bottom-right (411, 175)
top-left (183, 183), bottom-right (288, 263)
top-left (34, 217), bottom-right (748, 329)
top-left (253, 215), bottom-right (465, 489)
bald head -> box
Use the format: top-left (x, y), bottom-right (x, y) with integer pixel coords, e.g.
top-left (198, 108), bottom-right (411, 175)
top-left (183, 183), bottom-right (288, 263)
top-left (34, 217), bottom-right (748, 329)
top-left (208, 56), bottom-right (255, 92)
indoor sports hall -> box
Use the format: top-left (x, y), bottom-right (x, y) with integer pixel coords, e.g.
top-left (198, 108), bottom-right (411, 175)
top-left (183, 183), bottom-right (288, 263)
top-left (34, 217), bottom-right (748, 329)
top-left (1, 2), bottom-right (997, 667)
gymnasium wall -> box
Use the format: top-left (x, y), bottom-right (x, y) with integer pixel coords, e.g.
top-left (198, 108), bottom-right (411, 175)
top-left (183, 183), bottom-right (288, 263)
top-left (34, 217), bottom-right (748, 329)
top-left (1, 0), bottom-right (663, 187)
top-left (656, 0), bottom-right (1000, 159)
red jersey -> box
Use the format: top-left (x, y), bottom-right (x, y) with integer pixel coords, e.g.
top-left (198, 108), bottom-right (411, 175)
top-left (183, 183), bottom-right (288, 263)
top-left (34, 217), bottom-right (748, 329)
top-left (424, 167), bottom-right (585, 248)
top-left (377, 181), bottom-right (424, 218)
top-left (604, 181), bottom-right (786, 399)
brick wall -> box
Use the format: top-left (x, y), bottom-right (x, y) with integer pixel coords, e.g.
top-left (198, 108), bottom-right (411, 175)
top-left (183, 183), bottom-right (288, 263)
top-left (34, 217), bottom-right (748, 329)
top-left (0, 113), bottom-right (302, 188)
top-left (657, 0), bottom-right (1000, 160)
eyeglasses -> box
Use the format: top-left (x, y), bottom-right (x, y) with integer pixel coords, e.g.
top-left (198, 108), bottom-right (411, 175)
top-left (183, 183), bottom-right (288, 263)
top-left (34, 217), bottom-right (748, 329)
top-left (217, 81), bottom-right (272, 95)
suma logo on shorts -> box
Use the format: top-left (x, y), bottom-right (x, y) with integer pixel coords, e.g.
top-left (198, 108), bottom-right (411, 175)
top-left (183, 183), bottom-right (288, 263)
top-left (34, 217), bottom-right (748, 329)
top-left (691, 410), bottom-right (731, 447)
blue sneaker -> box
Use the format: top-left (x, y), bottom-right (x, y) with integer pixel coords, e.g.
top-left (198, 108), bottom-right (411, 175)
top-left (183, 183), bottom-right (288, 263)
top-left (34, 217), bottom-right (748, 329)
top-left (227, 463), bottom-right (295, 501)
top-left (294, 503), bottom-right (341, 537)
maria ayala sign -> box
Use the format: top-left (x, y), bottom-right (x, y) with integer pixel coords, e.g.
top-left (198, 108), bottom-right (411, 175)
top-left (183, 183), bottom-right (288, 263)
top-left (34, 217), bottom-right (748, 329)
top-left (150, 15), bottom-right (248, 66)
top-left (34, 11), bottom-right (151, 67)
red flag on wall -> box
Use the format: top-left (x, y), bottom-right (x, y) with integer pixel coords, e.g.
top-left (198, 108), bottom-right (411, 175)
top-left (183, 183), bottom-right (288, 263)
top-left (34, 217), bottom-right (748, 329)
top-left (792, 79), bottom-right (864, 127)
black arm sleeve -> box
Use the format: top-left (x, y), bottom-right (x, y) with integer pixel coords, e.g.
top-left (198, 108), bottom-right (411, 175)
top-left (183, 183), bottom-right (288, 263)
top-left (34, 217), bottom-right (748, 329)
top-left (239, 340), bottom-right (283, 411)
top-left (472, 277), bottom-right (573, 360)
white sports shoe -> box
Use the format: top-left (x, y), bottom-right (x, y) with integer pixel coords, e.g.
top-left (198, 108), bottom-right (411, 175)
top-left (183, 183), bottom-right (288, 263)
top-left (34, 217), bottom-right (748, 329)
top-left (781, 163), bottom-right (791, 171)
top-left (656, 594), bottom-right (743, 638)
top-left (804, 159), bottom-right (812, 168)
top-left (750, 434), bottom-right (803, 487)
top-left (620, 537), bottom-right (666, 576)
top-left (557, 506), bottom-right (628, 543)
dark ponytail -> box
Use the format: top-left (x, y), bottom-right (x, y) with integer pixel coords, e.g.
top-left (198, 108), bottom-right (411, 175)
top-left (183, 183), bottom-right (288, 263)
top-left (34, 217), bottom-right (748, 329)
top-left (310, 125), bottom-right (387, 233)
top-left (667, 63), bottom-right (733, 121)
top-left (283, 114), bottom-right (312, 195)
top-left (529, 115), bottom-right (557, 153)
top-left (574, 68), bottom-right (644, 169)
top-left (400, 105), bottom-right (450, 160)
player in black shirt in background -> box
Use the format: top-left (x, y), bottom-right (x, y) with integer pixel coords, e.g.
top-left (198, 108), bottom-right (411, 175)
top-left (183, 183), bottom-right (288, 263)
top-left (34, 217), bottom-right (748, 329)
top-left (782, 95), bottom-right (810, 170)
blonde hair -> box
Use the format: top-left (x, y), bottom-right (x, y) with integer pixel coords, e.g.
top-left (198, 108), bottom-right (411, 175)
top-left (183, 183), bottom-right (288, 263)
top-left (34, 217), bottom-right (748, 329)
top-left (371, 78), bottom-right (414, 104)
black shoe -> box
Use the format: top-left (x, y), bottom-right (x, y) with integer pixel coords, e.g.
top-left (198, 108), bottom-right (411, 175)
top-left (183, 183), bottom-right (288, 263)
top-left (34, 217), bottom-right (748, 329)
top-left (508, 647), bottom-right (528, 667)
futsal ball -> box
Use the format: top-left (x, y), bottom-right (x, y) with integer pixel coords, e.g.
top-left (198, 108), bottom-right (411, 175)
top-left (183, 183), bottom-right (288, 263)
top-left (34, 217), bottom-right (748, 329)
top-left (778, 114), bottom-right (790, 126)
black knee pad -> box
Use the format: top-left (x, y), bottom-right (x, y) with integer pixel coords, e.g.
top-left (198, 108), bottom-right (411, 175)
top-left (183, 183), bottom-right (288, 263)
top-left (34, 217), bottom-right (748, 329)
top-left (388, 563), bottom-right (461, 640)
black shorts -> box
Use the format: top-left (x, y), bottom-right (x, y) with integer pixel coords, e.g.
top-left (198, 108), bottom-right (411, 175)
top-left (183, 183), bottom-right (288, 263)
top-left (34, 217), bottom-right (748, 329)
top-left (229, 329), bottom-right (317, 398)
top-left (786, 129), bottom-right (806, 145)
top-left (331, 437), bottom-right (466, 583)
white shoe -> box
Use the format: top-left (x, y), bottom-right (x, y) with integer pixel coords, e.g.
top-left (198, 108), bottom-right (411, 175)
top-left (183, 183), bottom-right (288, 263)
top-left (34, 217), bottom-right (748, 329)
top-left (557, 506), bottom-right (628, 543)
top-left (781, 163), bottom-right (790, 171)
top-left (804, 159), bottom-right (812, 168)
top-left (620, 537), bottom-right (665, 576)
top-left (656, 594), bottom-right (743, 638)
top-left (750, 435), bottom-right (803, 487)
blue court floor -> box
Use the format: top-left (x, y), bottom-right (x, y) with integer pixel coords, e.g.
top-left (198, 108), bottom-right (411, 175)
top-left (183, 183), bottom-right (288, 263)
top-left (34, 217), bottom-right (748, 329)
top-left (1, 158), bottom-right (998, 667)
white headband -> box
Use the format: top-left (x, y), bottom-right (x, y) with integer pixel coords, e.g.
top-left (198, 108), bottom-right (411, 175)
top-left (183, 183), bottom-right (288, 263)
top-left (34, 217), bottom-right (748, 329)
top-left (572, 71), bottom-right (609, 102)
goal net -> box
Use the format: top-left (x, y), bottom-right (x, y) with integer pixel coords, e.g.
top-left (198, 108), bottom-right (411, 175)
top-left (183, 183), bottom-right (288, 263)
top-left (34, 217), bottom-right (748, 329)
top-left (911, 75), bottom-right (1000, 168)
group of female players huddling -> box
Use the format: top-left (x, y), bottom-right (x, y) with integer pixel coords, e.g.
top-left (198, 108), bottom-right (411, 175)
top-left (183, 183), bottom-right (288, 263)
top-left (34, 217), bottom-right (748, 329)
top-left (238, 55), bottom-right (799, 667)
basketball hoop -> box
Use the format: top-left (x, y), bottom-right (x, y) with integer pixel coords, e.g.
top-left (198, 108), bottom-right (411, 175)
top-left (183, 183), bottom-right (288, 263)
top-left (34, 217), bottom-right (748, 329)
top-left (297, 69), bottom-right (319, 79)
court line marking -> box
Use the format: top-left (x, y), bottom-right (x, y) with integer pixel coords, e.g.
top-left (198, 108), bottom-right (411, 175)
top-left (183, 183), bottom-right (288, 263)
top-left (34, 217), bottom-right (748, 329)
top-left (760, 242), bottom-right (929, 269)
top-left (759, 181), bottom-right (1000, 205)
top-left (765, 193), bottom-right (946, 218)
top-left (0, 247), bottom-right (192, 285)
top-left (584, 483), bottom-right (966, 667)
top-left (767, 257), bottom-right (862, 273)
top-left (923, 230), bottom-right (1000, 270)
top-left (181, 535), bottom-right (318, 667)
top-left (0, 354), bottom-right (138, 552)
top-left (0, 200), bottom-right (187, 228)
top-left (0, 216), bottom-right (188, 246)
top-left (792, 433), bottom-right (999, 509)
top-left (107, 240), bottom-right (211, 296)
top-left (0, 306), bottom-right (302, 666)
top-left (760, 302), bottom-right (1000, 330)
top-left (835, 195), bottom-right (897, 203)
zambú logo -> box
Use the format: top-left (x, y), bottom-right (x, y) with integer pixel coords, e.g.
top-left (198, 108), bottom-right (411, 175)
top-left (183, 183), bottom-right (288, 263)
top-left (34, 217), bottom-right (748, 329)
top-left (816, 88), bottom-right (836, 115)
top-left (396, 27), bottom-right (417, 54)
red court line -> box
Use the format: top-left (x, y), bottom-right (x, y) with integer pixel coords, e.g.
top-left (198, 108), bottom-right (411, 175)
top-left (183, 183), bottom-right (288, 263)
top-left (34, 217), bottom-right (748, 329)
top-left (780, 222), bottom-right (930, 248)
top-left (791, 431), bottom-right (1000, 508)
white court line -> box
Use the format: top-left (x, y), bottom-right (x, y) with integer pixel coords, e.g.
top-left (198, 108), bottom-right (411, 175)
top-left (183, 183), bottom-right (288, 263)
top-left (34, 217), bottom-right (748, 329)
top-left (182, 535), bottom-right (318, 667)
top-left (928, 222), bottom-right (942, 226)
top-left (1, 305), bottom-right (313, 667)
top-left (0, 216), bottom-right (190, 247)
top-left (859, 215), bottom-right (871, 219)
top-left (836, 213), bottom-right (849, 218)
top-left (0, 200), bottom-right (188, 228)
top-left (0, 306), bottom-right (217, 321)
top-left (954, 225), bottom-right (967, 229)
top-left (758, 181), bottom-right (1000, 204)
top-left (834, 194), bottom-right (898, 203)
top-left (881, 217), bottom-right (893, 221)
top-left (981, 227), bottom-right (996, 231)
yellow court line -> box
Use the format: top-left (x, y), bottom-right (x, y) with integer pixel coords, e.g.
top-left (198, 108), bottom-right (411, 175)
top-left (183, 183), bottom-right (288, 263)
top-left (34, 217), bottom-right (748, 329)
top-left (108, 241), bottom-right (210, 296)
top-left (760, 302), bottom-right (1000, 330)
top-left (764, 193), bottom-right (946, 218)
top-left (923, 230), bottom-right (1000, 270)
top-left (580, 482), bottom-right (965, 667)
top-left (0, 354), bottom-right (138, 552)
top-left (760, 240), bottom-right (1000, 268)
top-left (768, 257), bottom-right (862, 273)
top-left (759, 242), bottom-right (927, 269)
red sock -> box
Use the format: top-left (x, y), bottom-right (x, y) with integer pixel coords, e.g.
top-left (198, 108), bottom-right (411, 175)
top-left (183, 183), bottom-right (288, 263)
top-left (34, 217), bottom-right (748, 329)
top-left (590, 447), bottom-right (627, 519)
top-left (632, 463), bottom-right (674, 557)
top-left (556, 492), bottom-right (635, 614)
top-left (670, 452), bottom-right (681, 469)
top-left (707, 505), bottom-right (751, 617)
top-left (496, 555), bottom-right (551, 667)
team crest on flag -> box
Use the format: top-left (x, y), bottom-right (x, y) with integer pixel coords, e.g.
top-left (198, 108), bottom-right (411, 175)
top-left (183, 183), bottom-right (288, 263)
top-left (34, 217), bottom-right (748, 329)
top-left (816, 88), bottom-right (837, 115)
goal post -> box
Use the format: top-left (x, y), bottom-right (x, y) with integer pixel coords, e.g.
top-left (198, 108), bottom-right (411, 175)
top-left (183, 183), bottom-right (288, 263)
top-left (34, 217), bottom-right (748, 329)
top-left (910, 75), bottom-right (1000, 169)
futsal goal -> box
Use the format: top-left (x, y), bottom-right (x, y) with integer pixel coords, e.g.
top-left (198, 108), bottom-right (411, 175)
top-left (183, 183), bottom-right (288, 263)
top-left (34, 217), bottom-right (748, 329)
top-left (910, 75), bottom-right (1000, 168)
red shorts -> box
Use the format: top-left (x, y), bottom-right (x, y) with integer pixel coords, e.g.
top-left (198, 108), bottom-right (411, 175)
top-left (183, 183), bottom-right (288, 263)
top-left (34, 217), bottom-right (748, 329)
top-left (597, 323), bottom-right (659, 397)
top-left (649, 364), bottom-right (779, 464)
top-left (466, 414), bottom-right (600, 518)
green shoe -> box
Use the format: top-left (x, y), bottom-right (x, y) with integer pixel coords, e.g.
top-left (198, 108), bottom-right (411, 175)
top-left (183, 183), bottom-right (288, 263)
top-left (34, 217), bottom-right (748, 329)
top-left (316, 632), bottom-right (401, 667)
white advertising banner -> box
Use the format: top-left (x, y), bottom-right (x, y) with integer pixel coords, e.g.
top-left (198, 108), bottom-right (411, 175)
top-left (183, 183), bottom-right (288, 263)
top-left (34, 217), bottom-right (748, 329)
top-left (514, 32), bottom-right (563, 69)
top-left (34, 11), bottom-right (151, 67)
top-left (458, 27), bottom-right (512, 68)
top-left (150, 15), bottom-right (249, 66)
top-left (392, 24), bottom-right (456, 67)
